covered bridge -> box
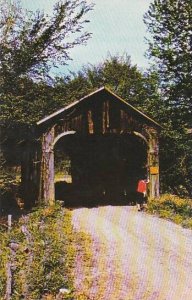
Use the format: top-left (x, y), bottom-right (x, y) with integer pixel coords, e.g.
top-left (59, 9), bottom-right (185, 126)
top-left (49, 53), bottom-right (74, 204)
top-left (21, 87), bottom-right (160, 207)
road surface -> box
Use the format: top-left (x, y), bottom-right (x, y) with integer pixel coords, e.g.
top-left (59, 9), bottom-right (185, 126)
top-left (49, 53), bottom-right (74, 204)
top-left (72, 206), bottom-right (192, 300)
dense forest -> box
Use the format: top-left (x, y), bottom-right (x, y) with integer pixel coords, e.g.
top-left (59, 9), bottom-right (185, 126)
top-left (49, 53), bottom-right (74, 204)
top-left (0, 0), bottom-right (192, 213)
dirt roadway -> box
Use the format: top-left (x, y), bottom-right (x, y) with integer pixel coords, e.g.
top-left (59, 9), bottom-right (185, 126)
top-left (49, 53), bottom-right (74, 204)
top-left (72, 206), bottom-right (192, 300)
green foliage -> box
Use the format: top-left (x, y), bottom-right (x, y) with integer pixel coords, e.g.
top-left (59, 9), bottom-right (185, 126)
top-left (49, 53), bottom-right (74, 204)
top-left (0, 204), bottom-right (92, 299)
top-left (144, 0), bottom-right (192, 121)
top-left (147, 194), bottom-right (192, 228)
top-left (0, 0), bottom-right (93, 201)
top-left (144, 0), bottom-right (192, 196)
top-left (0, 0), bottom-right (92, 82)
top-left (0, 151), bottom-right (20, 214)
top-left (53, 55), bottom-right (162, 119)
top-left (160, 127), bottom-right (192, 196)
top-left (0, 0), bottom-right (93, 125)
top-left (0, 152), bottom-right (15, 192)
top-left (0, 227), bottom-right (9, 293)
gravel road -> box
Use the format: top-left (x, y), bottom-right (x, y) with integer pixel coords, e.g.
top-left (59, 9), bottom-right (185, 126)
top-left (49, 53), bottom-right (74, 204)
top-left (72, 206), bottom-right (192, 300)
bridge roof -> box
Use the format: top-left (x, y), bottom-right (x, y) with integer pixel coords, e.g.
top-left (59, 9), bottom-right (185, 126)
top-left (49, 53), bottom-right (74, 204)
top-left (37, 86), bottom-right (161, 129)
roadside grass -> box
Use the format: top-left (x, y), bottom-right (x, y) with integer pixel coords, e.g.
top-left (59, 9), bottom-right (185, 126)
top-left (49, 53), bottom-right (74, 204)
top-left (54, 172), bottom-right (72, 183)
top-left (0, 204), bottom-right (92, 299)
top-left (147, 194), bottom-right (192, 229)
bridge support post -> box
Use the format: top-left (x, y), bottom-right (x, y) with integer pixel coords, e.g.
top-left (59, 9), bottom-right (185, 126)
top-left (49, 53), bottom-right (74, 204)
top-left (148, 129), bottom-right (159, 199)
top-left (40, 127), bottom-right (55, 205)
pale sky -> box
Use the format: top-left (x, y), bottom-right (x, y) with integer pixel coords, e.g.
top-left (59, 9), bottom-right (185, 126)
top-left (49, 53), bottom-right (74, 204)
top-left (21, 0), bottom-right (152, 74)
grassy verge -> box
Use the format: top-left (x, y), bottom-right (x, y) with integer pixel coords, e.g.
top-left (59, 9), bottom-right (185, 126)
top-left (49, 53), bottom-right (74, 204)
top-left (0, 204), bottom-right (92, 299)
top-left (147, 194), bottom-right (192, 229)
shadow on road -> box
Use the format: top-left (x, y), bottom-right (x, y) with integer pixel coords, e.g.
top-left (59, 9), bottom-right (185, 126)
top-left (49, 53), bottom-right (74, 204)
top-left (55, 181), bottom-right (138, 208)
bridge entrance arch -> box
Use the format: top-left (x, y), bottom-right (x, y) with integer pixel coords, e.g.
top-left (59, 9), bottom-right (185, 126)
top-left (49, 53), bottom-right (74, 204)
top-left (21, 87), bottom-right (160, 207)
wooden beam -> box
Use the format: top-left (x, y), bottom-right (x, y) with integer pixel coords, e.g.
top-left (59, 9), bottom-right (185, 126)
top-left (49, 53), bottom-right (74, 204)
top-left (147, 129), bottom-right (160, 199)
top-left (41, 127), bottom-right (55, 205)
top-left (88, 110), bottom-right (94, 134)
top-left (53, 131), bottom-right (76, 146)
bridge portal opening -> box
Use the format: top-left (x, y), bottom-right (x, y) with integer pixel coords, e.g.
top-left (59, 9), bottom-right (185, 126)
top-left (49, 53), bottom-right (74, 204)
top-left (54, 133), bottom-right (147, 207)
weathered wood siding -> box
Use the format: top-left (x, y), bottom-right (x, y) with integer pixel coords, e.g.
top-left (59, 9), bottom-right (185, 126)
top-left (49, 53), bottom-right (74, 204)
top-left (51, 97), bottom-right (146, 137)
top-left (22, 88), bottom-right (160, 206)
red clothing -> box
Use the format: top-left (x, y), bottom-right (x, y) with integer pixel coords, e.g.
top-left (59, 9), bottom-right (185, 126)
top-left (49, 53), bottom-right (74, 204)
top-left (137, 180), bottom-right (147, 194)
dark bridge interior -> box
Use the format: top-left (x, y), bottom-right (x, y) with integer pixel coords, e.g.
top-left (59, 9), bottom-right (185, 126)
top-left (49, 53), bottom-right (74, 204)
top-left (55, 133), bottom-right (147, 207)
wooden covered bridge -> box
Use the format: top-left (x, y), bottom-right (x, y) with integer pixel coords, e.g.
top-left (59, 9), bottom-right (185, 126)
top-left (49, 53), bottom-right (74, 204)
top-left (21, 87), bottom-right (160, 207)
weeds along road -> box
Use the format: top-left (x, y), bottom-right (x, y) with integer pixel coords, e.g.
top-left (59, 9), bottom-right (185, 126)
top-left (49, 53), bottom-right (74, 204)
top-left (72, 206), bottom-right (192, 300)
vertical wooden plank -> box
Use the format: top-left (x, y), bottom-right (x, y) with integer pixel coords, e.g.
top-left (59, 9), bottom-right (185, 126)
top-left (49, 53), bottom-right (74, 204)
top-left (106, 100), bottom-right (110, 130)
top-left (102, 100), bottom-right (110, 133)
top-left (33, 145), bottom-right (42, 206)
top-left (82, 110), bottom-right (88, 134)
top-left (92, 99), bottom-right (103, 134)
top-left (21, 141), bottom-right (38, 208)
top-left (120, 110), bottom-right (124, 132)
top-left (120, 110), bottom-right (129, 133)
top-left (102, 101), bottom-right (106, 133)
top-left (148, 129), bottom-right (159, 199)
top-left (41, 127), bottom-right (55, 205)
top-left (88, 110), bottom-right (94, 134)
top-left (109, 101), bottom-right (120, 133)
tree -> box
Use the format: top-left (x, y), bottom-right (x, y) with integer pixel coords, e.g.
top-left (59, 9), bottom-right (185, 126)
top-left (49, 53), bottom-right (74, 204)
top-left (0, 0), bottom-right (92, 82)
top-left (0, 0), bottom-right (93, 124)
top-left (0, 0), bottom-right (93, 211)
top-left (53, 55), bottom-right (162, 119)
top-left (144, 0), bottom-right (192, 126)
top-left (144, 0), bottom-right (192, 196)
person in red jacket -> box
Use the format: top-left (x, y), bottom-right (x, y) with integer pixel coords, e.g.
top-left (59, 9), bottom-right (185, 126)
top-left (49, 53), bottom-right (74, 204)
top-left (136, 179), bottom-right (148, 211)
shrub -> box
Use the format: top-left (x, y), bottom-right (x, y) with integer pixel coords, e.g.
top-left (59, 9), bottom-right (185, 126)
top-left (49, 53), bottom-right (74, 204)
top-left (0, 204), bottom-right (89, 299)
top-left (147, 194), bottom-right (192, 229)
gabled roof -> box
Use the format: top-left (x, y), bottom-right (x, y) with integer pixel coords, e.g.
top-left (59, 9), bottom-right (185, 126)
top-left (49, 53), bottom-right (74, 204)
top-left (37, 86), bottom-right (161, 128)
